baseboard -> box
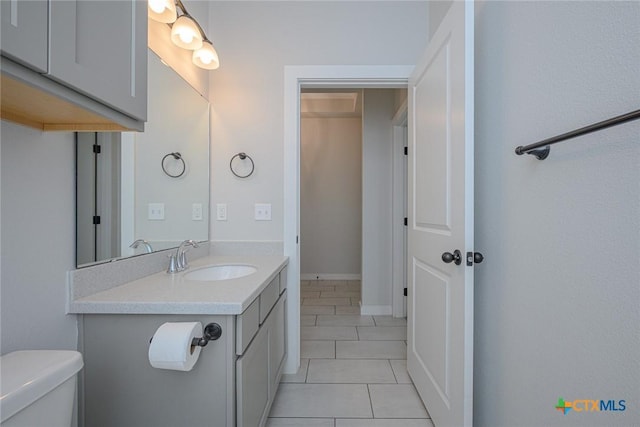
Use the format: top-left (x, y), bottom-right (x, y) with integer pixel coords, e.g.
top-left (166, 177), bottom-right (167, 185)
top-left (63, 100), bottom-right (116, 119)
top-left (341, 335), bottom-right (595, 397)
top-left (300, 273), bottom-right (362, 281)
top-left (360, 305), bottom-right (393, 316)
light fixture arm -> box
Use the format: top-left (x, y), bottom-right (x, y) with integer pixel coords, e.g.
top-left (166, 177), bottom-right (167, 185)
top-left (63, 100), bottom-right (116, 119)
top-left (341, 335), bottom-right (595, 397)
top-left (173, 0), bottom-right (210, 43)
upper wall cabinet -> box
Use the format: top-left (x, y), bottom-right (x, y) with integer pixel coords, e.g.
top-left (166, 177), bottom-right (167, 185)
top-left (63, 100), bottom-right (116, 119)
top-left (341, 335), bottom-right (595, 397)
top-left (0, 0), bottom-right (147, 131)
top-left (49, 1), bottom-right (147, 121)
top-left (0, 0), bottom-right (48, 73)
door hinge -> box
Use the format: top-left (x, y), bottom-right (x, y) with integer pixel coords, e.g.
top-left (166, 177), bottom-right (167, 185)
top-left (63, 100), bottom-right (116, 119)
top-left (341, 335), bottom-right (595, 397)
top-left (404, 146), bottom-right (408, 156)
top-left (404, 217), bottom-right (408, 226)
top-left (403, 288), bottom-right (408, 296)
top-left (296, 235), bottom-right (299, 244)
top-left (93, 144), bottom-right (101, 154)
top-left (93, 215), bottom-right (101, 225)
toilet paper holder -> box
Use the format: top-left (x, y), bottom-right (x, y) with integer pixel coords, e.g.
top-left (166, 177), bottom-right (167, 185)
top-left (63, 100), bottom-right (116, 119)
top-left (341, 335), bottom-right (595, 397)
top-left (149, 322), bottom-right (222, 348)
top-left (191, 323), bottom-right (223, 348)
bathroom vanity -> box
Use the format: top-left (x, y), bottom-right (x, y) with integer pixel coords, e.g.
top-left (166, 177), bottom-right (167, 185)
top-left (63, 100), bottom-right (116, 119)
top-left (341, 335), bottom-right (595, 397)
top-left (69, 255), bottom-right (288, 427)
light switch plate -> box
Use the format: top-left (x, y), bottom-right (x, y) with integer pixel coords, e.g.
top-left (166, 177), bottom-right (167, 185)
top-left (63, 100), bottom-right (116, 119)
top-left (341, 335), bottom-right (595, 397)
top-left (216, 203), bottom-right (227, 221)
top-left (148, 203), bottom-right (165, 220)
top-left (192, 203), bottom-right (203, 221)
top-left (255, 203), bottom-right (271, 221)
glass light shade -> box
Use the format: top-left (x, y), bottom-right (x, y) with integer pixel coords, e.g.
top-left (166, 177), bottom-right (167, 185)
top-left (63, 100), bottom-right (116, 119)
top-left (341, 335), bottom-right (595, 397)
top-left (170, 15), bottom-right (203, 50)
top-left (148, 0), bottom-right (177, 24)
top-left (193, 41), bottom-right (220, 70)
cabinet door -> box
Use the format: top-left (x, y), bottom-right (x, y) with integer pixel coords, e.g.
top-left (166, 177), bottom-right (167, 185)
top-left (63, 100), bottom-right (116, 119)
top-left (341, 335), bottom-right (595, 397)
top-left (48, 0), bottom-right (147, 120)
top-left (237, 326), bottom-right (270, 427)
top-left (268, 293), bottom-right (287, 396)
top-left (0, 0), bottom-right (48, 72)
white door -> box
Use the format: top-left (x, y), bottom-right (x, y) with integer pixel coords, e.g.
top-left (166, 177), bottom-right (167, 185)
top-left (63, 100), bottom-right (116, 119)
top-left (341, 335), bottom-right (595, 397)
top-left (407, 2), bottom-right (475, 427)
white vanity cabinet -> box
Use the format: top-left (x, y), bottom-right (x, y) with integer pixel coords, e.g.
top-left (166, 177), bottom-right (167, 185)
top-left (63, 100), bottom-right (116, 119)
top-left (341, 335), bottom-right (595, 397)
top-left (0, 0), bottom-right (147, 131)
top-left (236, 274), bottom-right (287, 427)
top-left (80, 266), bottom-right (288, 427)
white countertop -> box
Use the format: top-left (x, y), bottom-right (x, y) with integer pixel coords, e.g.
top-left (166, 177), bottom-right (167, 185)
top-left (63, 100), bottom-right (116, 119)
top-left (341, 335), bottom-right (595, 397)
top-left (68, 255), bottom-right (289, 315)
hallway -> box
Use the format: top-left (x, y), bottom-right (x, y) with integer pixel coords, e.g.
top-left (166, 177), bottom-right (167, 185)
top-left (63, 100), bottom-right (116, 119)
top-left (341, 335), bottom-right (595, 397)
top-left (267, 280), bottom-right (433, 426)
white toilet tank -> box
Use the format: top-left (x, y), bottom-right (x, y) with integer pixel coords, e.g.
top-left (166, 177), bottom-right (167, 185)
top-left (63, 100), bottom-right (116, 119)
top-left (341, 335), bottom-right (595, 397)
top-left (0, 350), bottom-right (83, 427)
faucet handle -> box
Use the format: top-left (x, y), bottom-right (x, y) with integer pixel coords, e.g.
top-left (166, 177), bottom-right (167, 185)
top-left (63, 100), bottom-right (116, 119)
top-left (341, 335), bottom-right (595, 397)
top-left (166, 253), bottom-right (178, 274)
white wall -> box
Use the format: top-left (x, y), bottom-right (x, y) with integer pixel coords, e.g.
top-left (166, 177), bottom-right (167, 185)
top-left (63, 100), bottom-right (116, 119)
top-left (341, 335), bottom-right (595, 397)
top-left (300, 117), bottom-right (362, 278)
top-left (207, 1), bottom-right (428, 242)
top-left (361, 89), bottom-right (397, 314)
top-left (0, 122), bottom-right (78, 354)
top-left (474, 2), bottom-right (639, 426)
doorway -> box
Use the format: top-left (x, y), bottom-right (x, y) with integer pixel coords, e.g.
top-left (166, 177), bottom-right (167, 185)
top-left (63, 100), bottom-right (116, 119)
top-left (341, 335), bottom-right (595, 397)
top-left (282, 65), bottom-right (413, 376)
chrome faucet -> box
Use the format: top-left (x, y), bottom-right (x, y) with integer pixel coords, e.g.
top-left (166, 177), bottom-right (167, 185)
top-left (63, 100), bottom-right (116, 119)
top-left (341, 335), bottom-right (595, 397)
top-left (130, 239), bottom-right (153, 254)
top-left (175, 240), bottom-right (199, 272)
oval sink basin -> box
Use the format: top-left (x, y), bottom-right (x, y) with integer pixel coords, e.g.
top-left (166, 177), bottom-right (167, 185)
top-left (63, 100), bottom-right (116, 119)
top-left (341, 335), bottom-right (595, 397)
top-left (184, 264), bottom-right (257, 281)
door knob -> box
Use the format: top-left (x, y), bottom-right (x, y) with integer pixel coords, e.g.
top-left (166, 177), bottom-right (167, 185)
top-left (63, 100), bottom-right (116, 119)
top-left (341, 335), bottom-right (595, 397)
top-left (442, 249), bottom-right (462, 265)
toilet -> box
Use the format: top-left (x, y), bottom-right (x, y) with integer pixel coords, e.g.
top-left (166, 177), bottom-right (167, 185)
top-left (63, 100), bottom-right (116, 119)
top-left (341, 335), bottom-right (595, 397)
top-left (0, 350), bottom-right (83, 427)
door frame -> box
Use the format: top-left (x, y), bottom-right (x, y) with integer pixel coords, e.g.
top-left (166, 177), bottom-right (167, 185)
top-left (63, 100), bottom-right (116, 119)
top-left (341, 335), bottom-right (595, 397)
top-left (283, 65), bottom-right (413, 374)
top-left (391, 100), bottom-right (408, 318)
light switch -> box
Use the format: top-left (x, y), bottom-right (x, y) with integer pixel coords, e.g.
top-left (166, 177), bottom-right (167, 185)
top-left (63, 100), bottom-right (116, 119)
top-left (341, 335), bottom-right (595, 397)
top-left (255, 203), bottom-right (271, 221)
top-left (216, 203), bottom-right (227, 221)
top-left (192, 203), bottom-right (203, 221)
top-left (148, 203), bottom-right (165, 220)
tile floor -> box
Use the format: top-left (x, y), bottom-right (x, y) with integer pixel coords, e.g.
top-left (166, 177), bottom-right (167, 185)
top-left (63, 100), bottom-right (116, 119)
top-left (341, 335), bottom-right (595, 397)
top-left (267, 280), bottom-right (434, 427)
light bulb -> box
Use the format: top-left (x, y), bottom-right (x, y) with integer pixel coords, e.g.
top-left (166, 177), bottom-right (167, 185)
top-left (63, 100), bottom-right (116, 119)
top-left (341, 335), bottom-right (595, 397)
top-left (170, 15), bottom-right (203, 50)
top-left (148, 0), bottom-right (177, 23)
top-left (193, 41), bottom-right (219, 70)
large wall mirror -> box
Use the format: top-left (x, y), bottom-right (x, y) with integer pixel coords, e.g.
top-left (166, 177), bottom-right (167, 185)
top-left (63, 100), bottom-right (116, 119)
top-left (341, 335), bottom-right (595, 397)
top-left (76, 50), bottom-right (210, 267)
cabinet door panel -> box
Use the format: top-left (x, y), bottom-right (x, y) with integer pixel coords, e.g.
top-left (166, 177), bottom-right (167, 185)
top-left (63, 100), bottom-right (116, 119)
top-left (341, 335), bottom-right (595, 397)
top-left (237, 327), bottom-right (270, 427)
top-left (49, 0), bottom-right (147, 120)
top-left (269, 294), bottom-right (287, 395)
top-left (0, 0), bottom-right (48, 72)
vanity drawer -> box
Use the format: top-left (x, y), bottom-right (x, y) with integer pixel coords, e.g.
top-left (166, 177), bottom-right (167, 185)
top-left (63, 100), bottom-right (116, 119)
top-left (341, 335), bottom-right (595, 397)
top-left (259, 275), bottom-right (280, 324)
top-left (236, 298), bottom-right (259, 355)
top-left (279, 268), bottom-right (287, 294)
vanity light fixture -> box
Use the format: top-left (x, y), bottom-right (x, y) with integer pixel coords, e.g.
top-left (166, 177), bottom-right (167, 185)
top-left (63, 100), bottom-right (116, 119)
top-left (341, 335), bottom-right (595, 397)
top-left (148, 0), bottom-right (220, 70)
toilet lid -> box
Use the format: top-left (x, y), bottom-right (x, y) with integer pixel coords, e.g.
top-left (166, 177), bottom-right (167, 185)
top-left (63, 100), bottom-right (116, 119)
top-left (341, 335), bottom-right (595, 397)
top-left (0, 350), bottom-right (83, 422)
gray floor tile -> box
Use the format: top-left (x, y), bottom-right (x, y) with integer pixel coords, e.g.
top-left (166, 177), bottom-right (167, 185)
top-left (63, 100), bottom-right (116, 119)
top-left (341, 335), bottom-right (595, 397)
top-left (336, 341), bottom-right (406, 360)
top-left (321, 290), bottom-right (362, 298)
top-left (390, 360), bottom-right (412, 384)
top-left (307, 359), bottom-right (396, 384)
top-left (301, 315), bottom-right (317, 326)
top-left (301, 290), bottom-right (322, 298)
top-left (301, 340), bottom-right (336, 359)
top-left (317, 314), bottom-right (374, 326)
top-left (267, 418), bottom-right (334, 427)
top-left (304, 297), bottom-right (352, 306)
top-left (373, 316), bottom-right (408, 326)
top-left (369, 384), bottom-right (429, 418)
top-left (336, 420), bottom-right (433, 427)
top-left (301, 305), bottom-right (335, 315)
top-left (304, 284), bottom-right (336, 292)
top-left (336, 306), bottom-right (361, 315)
top-left (357, 326), bottom-right (407, 341)
top-left (270, 383), bottom-right (373, 418)
top-left (280, 359), bottom-right (309, 383)
top-left (301, 326), bottom-right (358, 340)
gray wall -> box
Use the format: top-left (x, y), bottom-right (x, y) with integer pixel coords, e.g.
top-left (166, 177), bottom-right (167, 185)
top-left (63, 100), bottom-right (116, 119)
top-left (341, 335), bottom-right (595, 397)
top-left (0, 121), bottom-right (78, 354)
top-left (362, 89), bottom-right (397, 312)
top-left (300, 117), bottom-right (362, 278)
top-left (208, 1), bottom-right (428, 242)
top-left (474, 2), bottom-right (639, 426)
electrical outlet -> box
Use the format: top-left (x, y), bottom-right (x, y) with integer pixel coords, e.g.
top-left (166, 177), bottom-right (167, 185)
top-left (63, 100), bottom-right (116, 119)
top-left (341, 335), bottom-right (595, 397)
top-left (192, 203), bottom-right (203, 221)
top-left (254, 203), bottom-right (271, 221)
top-left (216, 203), bottom-right (227, 221)
top-left (148, 203), bottom-right (165, 220)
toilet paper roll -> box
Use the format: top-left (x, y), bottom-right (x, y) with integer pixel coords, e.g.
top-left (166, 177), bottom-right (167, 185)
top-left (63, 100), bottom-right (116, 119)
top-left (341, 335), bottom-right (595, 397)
top-left (148, 322), bottom-right (202, 371)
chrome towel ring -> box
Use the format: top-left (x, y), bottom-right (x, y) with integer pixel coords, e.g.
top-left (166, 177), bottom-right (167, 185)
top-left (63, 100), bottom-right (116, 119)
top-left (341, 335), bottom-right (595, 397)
top-left (230, 152), bottom-right (255, 178)
top-left (162, 152), bottom-right (186, 178)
